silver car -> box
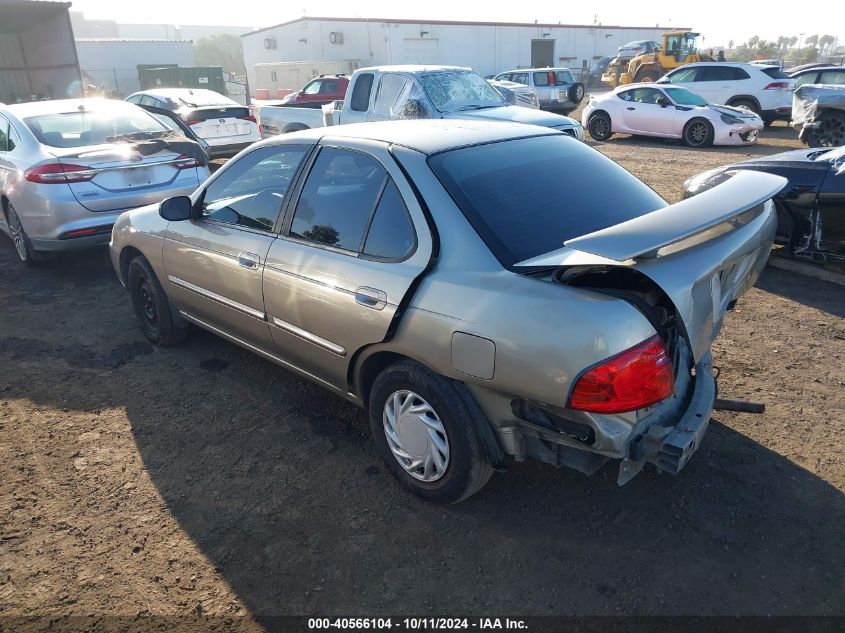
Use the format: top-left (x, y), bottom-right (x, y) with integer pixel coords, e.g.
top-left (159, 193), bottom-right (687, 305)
top-left (110, 120), bottom-right (785, 503)
top-left (0, 99), bottom-right (210, 266)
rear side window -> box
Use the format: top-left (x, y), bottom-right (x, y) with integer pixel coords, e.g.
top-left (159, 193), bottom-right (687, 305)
top-left (320, 80), bottom-right (339, 93)
top-left (794, 72), bottom-right (818, 87)
top-left (700, 66), bottom-right (749, 81)
top-left (201, 145), bottom-right (308, 231)
top-left (554, 70), bottom-right (574, 85)
top-left (761, 67), bottom-right (790, 79)
top-left (290, 148), bottom-right (386, 251)
top-left (350, 73), bottom-right (374, 112)
top-left (819, 71), bottom-right (845, 85)
top-left (429, 135), bottom-right (666, 266)
top-left (363, 180), bottom-right (416, 260)
top-left (533, 72), bottom-right (550, 87)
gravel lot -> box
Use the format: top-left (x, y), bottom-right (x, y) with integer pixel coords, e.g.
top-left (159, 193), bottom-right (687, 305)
top-left (1, 107), bottom-right (843, 631)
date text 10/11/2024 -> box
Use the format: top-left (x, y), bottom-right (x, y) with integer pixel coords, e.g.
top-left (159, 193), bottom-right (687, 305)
top-left (308, 618), bottom-right (528, 630)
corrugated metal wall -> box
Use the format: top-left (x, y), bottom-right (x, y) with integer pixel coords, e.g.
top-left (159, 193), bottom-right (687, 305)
top-left (75, 39), bottom-right (196, 96)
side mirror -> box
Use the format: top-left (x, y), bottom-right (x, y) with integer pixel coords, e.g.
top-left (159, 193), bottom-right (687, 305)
top-left (657, 97), bottom-right (670, 108)
top-left (159, 196), bottom-right (193, 221)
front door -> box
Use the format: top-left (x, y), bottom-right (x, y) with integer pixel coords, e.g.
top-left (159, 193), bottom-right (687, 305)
top-left (621, 87), bottom-right (677, 135)
top-left (262, 140), bottom-right (432, 392)
top-left (162, 144), bottom-right (310, 348)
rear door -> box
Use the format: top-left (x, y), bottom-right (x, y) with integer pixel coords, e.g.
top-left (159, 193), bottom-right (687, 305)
top-left (262, 139), bottom-right (432, 390)
top-left (163, 144), bottom-right (311, 348)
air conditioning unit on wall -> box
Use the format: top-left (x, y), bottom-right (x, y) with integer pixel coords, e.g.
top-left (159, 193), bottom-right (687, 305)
top-left (264, 38), bottom-right (277, 49)
top-left (329, 31), bottom-right (343, 45)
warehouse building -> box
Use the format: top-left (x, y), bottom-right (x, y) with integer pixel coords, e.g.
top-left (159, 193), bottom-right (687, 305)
top-left (74, 38), bottom-right (195, 96)
top-left (242, 16), bottom-right (675, 96)
top-left (0, 0), bottom-right (82, 103)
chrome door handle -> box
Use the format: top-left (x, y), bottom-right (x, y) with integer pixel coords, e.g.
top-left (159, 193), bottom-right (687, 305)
top-left (237, 252), bottom-right (260, 269)
top-left (355, 287), bottom-right (387, 310)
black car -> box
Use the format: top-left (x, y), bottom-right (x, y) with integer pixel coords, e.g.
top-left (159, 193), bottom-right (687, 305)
top-left (587, 56), bottom-right (613, 86)
top-left (683, 146), bottom-right (845, 265)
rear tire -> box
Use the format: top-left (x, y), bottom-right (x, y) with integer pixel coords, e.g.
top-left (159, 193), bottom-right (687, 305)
top-left (368, 360), bottom-right (493, 503)
top-left (5, 204), bottom-right (43, 267)
top-left (637, 70), bottom-right (660, 83)
top-left (587, 112), bottom-right (613, 141)
top-left (127, 255), bottom-right (190, 346)
top-left (683, 117), bottom-right (714, 148)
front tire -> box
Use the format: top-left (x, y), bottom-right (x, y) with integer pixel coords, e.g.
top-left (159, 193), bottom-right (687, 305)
top-left (587, 112), bottom-right (613, 141)
top-left (368, 360), bottom-right (493, 503)
top-left (5, 204), bottom-right (43, 267)
top-left (127, 255), bottom-right (190, 346)
top-left (683, 118), bottom-right (714, 148)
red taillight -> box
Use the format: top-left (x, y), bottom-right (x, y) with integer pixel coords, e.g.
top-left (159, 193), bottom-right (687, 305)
top-left (763, 82), bottom-right (790, 90)
top-left (64, 228), bottom-right (97, 237)
top-left (25, 163), bottom-right (95, 184)
top-left (239, 114), bottom-right (257, 124)
top-left (185, 119), bottom-right (201, 127)
top-left (549, 71), bottom-right (555, 86)
top-left (174, 154), bottom-right (202, 170)
top-left (567, 335), bottom-right (675, 414)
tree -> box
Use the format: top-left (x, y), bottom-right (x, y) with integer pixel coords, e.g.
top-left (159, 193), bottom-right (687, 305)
top-left (819, 35), bottom-right (835, 55)
top-left (805, 34), bottom-right (819, 48)
top-left (194, 34), bottom-right (246, 75)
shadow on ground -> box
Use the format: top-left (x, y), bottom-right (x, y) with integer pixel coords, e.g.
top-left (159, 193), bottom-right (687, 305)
top-left (1, 237), bottom-right (843, 620)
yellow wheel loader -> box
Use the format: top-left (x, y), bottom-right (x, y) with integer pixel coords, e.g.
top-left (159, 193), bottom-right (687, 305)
top-left (601, 31), bottom-right (713, 87)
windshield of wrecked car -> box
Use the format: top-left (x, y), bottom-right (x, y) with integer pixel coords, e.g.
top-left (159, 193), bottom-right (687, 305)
top-left (419, 71), bottom-right (505, 112)
top-left (665, 87), bottom-right (707, 107)
top-left (25, 107), bottom-right (168, 148)
top-left (429, 135), bottom-right (666, 266)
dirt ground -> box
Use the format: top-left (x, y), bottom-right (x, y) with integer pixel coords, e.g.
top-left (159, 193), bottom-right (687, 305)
top-left (0, 105), bottom-right (843, 632)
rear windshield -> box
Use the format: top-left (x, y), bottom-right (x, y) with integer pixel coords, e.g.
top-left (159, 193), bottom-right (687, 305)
top-left (428, 135), bottom-right (666, 266)
top-left (761, 67), bottom-right (790, 79)
top-left (165, 90), bottom-right (233, 108)
top-left (24, 107), bottom-right (168, 148)
top-left (184, 106), bottom-right (250, 122)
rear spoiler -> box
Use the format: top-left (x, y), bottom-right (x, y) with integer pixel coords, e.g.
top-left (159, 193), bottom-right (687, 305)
top-left (517, 171), bottom-right (787, 266)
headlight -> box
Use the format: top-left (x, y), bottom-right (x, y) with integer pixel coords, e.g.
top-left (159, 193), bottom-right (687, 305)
top-left (720, 114), bottom-right (742, 125)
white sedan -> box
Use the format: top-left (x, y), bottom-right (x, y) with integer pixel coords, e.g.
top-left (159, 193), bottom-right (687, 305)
top-left (582, 84), bottom-right (764, 147)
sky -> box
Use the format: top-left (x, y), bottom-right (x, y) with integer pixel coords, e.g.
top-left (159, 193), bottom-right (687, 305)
top-left (68, 0), bottom-right (845, 48)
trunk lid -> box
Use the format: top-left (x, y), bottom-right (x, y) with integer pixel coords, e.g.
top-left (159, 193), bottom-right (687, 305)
top-left (184, 106), bottom-right (253, 139)
top-left (53, 143), bottom-right (198, 212)
top-left (515, 171), bottom-right (787, 361)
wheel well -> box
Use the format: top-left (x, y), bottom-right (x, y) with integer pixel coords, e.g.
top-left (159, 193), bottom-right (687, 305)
top-left (119, 246), bottom-right (144, 286)
top-left (588, 109), bottom-right (609, 121)
top-left (354, 351), bottom-right (415, 407)
top-left (727, 95), bottom-right (761, 112)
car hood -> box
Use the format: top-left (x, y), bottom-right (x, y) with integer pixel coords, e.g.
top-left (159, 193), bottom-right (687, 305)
top-left (446, 105), bottom-right (579, 128)
top-left (707, 104), bottom-right (761, 120)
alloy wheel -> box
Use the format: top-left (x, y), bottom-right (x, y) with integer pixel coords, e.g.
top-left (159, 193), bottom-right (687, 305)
top-left (7, 207), bottom-right (28, 262)
top-left (813, 115), bottom-right (845, 147)
top-left (382, 390), bottom-right (450, 482)
top-left (687, 121), bottom-right (708, 146)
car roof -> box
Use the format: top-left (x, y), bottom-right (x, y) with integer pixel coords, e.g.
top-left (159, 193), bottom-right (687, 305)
top-left (498, 67), bottom-right (572, 73)
top-left (268, 119), bottom-right (559, 155)
top-left (674, 62), bottom-right (758, 69)
top-left (129, 88), bottom-right (232, 100)
top-left (790, 66), bottom-right (845, 75)
top-left (355, 65), bottom-right (470, 74)
top-left (3, 98), bottom-right (143, 117)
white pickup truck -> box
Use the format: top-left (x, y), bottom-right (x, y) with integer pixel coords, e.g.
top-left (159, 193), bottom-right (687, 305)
top-left (256, 65), bottom-right (584, 140)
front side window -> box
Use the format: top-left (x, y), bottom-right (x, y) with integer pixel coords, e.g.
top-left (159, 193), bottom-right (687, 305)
top-left (374, 74), bottom-right (414, 116)
top-left (511, 73), bottom-right (529, 85)
top-left (630, 87), bottom-right (663, 104)
top-left (665, 87), bottom-right (707, 106)
top-left (201, 145), bottom-right (308, 231)
top-left (290, 148), bottom-right (386, 251)
top-left (303, 81), bottom-right (322, 95)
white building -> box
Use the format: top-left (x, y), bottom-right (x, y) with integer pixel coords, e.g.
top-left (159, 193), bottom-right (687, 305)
top-left (75, 39), bottom-right (195, 96)
top-left (242, 16), bottom-right (679, 96)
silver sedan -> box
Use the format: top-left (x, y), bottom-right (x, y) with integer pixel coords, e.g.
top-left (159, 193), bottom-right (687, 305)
top-left (0, 99), bottom-right (210, 266)
top-left (110, 120), bottom-right (785, 502)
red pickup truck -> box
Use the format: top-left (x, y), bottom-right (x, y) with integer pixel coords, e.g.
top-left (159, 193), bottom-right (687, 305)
top-left (282, 74), bottom-right (350, 107)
